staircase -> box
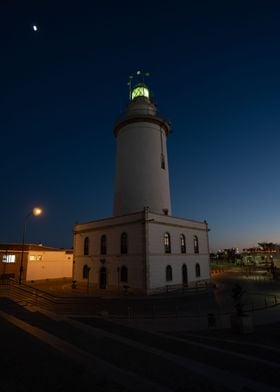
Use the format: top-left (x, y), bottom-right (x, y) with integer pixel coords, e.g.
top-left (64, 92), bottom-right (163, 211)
top-left (0, 279), bottom-right (106, 315)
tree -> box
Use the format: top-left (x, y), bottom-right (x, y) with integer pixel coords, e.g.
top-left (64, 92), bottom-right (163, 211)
top-left (258, 242), bottom-right (280, 252)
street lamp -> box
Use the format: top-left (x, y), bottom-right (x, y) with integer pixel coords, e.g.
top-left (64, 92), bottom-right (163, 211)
top-left (19, 207), bottom-right (43, 284)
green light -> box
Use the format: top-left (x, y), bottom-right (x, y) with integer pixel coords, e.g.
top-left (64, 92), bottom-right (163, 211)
top-left (131, 84), bottom-right (149, 100)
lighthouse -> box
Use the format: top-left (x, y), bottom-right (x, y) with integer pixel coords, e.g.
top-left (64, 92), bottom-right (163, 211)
top-left (113, 82), bottom-right (172, 216)
top-left (73, 75), bottom-right (210, 295)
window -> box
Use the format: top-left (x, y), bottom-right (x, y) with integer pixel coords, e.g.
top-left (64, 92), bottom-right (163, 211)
top-left (100, 235), bottom-right (107, 255)
top-left (83, 264), bottom-right (90, 279)
top-left (84, 237), bottom-right (89, 255)
top-left (166, 265), bottom-right (173, 281)
top-left (132, 85), bottom-right (149, 100)
top-left (180, 234), bottom-right (186, 253)
top-left (194, 235), bottom-right (199, 254)
top-left (120, 232), bottom-right (128, 254)
top-left (29, 255), bottom-right (42, 261)
top-left (2, 254), bottom-right (16, 263)
top-left (120, 266), bottom-right (128, 282)
top-left (195, 263), bottom-right (201, 277)
top-left (164, 232), bottom-right (171, 253)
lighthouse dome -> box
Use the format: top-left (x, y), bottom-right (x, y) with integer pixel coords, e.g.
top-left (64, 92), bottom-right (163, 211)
top-left (131, 83), bottom-right (150, 100)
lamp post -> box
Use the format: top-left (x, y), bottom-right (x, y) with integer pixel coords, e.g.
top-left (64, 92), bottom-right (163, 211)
top-left (19, 207), bottom-right (42, 284)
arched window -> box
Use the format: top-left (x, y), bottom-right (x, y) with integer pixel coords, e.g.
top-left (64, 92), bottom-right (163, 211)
top-left (195, 263), bottom-right (201, 277)
top-left (164, 232), bottom-right (171, 253)
top-left (120, 266), bottom-right (128, 282)
top-left (84, 237), bottom-right (89, 256)
top-left (100, 235), bottom-right (107, 255)
top-left (120, 232), bottom-right (128, 254)
top-left (194, 235), bottom-right (199, 254)
top-left (166, 265), bottom-right (173, 281)
top-left (180, 234), bottom-right (186, 253)
top-left (83, 264), bottom-right (90, 279)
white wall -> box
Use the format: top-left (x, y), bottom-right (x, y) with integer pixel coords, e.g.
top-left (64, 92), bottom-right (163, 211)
top-left (26, 251), bottom-right (73, 281)
top-left (146, 215), bottom-right (210, 292)
top-left (73, 214), bottom-right (145, 290)
top-left (148, 255), bottom-right (210, 291)
top-left (113, 96), bottom-right (171, 217)
top-left (74, 218), bottom-right (144, 256)
top-left (74, 255), bottom-right (145, 290)
top-left (73, 212), bottom-right (210, 294)
top-left (148, 221), bottom-right (209, 255)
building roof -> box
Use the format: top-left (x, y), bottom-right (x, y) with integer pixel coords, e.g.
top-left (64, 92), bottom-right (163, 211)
top-left (74, 209), bottom-right (208, 232)
top-left (0, 243), bottom-right (73, 253)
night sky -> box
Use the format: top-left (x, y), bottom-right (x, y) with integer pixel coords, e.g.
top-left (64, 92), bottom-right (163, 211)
top-left (1, 1), bottom-right (280, 251)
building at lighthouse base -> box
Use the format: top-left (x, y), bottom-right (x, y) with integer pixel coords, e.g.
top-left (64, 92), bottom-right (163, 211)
top-left (73, 208), bottom-right (210, 295)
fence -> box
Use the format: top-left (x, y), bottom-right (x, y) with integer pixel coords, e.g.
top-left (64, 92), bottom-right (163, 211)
top-left (0, 279), bottom-right (279, 324)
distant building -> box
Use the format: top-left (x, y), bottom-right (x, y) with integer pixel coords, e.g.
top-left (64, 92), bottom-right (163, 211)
top-left (243, 242), bottom-right (280, 253)
top-left (0, 243), bottom-right (73, 281)
top-left (73, 80), bottom-right (210, 294)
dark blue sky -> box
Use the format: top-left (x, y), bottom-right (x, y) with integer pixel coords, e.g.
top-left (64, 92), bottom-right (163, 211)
top-left (1, 0), bottom-right (280, 251)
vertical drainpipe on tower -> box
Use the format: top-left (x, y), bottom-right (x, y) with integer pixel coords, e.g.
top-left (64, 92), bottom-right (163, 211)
top-left (144, 207), bottom-right (149, 294)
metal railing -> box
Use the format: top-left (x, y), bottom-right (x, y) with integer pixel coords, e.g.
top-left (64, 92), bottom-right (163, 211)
top-left (0, 279), bottom-right (279, 322)
top-left (0, 279), bottom-right (108, 314)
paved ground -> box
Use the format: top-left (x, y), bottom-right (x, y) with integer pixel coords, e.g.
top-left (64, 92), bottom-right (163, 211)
top-left (1, 297), bottom-right (280, 392)
top-left (0, 299), bottom-right (129, 392)
top-left (23, 270), bottom-right (280, 321)
top-left (1, 271), bottom-right (280, 391)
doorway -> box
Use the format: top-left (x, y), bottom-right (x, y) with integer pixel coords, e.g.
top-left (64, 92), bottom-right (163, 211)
top-left (182, 264), bottom-right (188, 286)
top-left (99, 267), bottom-right (107, 289)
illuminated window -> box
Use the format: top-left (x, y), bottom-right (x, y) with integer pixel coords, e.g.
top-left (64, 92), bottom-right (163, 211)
top-left (120, 266), bottom-right (128, 282)
top-left (180, 234), bottom-right (186, 253)
top-left (164, 232), bottom-right (171, 253)
top-left (120, 232), bottom-right (128, 254)
top-left (29, 255), bottom-right (42, 261)
top-left (195, 263), bottom-right (201, 277)
top-left (100, 235), bottom-right (107, 255)
top-left (194, 235), bottom-right (199, 254)
top-left (84, 237), bottom-right (89, 256)
top-left (166, 265), bottom-right (172, 281)
top-left (131, 84), bottom-right (149, 100)
top-left (2, 254), bottom-right (16, 263)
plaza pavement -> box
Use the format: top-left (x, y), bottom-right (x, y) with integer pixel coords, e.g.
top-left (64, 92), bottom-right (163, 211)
top-left (1, 271), bottom-right (280, 391)
top-left (26, 271), bottom-right (280, 330)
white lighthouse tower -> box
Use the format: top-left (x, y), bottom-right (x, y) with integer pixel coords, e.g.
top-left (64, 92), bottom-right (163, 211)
top-left (73, 75), bottom-right (210, 295)
top-left (113, 82), bottom-right (172, 216)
